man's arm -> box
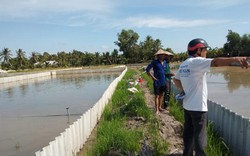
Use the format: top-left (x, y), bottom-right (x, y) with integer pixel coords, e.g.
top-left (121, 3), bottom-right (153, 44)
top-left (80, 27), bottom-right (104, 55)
top-left (146, 62), bottom-right (158, 81)
top-left (173, 78), bottom-right (184, 91)
top-left (147, 71), bottom-right (157, 81)
top-left (211, 57), bottom-right (250, 68)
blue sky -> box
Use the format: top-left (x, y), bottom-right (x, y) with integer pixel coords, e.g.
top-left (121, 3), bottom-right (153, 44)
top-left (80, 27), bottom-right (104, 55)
top-left (0, 0), bottom-right (250, 57)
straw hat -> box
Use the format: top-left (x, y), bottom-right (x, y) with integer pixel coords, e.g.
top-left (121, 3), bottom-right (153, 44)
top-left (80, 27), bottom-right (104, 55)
top-left (154, 49), bottom-right (174, 56)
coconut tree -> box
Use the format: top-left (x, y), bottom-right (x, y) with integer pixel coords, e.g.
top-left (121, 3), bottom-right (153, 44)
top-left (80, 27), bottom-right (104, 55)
top-left (16, 49), bottom-right (26, 69)
top-left (102, 52), bottom-right (112, 65)
top-left (57, 51), bottom-right (68, 67)
top-left (28, 52), bottom-right (42, 68)
top-left (0, 48), bottom-right (13, 68)
top-left (111, 49), bottom-right (119, 64)
top-left (30, 52), bottom-right (40, 63)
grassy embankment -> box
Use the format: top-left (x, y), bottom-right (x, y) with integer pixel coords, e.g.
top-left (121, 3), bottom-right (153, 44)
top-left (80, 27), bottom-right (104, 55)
top-left (142, 68), bottom-right (232, 156)
top-left (80, 66), bottom-right (232, 156)
top-left (84, 68), bottom-right (169, 155)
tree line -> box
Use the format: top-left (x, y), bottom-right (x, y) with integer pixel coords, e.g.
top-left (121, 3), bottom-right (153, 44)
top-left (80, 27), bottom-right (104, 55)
top-left (1, 29), bottom-right (250, 70)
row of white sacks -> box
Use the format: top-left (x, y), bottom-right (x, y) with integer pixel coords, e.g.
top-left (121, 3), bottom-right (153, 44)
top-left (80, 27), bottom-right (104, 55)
top-left (35, 66), bottom-right (127, 156)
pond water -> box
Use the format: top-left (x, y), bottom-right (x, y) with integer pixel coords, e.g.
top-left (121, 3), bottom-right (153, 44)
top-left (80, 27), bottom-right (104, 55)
top-left (207, 67), bottom-right (250, 119)
top-left (0, 72), bottom-right (120, 156)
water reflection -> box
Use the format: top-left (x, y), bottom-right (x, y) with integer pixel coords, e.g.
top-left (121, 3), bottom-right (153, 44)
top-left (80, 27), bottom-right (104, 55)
top-left (207, 67), bottom-right (250, 118)
top-left (0, 76), bottom-right (52, 94)
top-left (0, 72), bottom-right (120, 156)
top-left (56, 73), bottom-right (115, 89)
top-left (208, 67), bottom-right (250, 92)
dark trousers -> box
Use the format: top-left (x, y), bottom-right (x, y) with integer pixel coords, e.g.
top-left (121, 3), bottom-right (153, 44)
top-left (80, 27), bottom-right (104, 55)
top-left (163, 79), bottom-right (171, 108)
top-left (183, 109), bottom-right (207, 156)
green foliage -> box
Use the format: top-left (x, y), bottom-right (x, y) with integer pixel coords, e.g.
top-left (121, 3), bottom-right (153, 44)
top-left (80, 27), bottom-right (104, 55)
top-left (168, 96), bottom-right (184, 124)
top-left (141, 70), bottom-right (154, 93)
top-left (139, 35), bottom-right (163, 61)
top-left (0, 48), bottom-right (13, 69)
top-left (122, 91), bottom-right (151, 120)
top-left (207, 48), bottom-right (224, 58)
top-left (2, 29), bottom-right (250, 71)
top-left (206, 123), bottom-right (232, 156)
top-left (92, 120), bottom-right (142, 156)
top-left (241, 34), bottom-right (250, 56)
top-left (223, 30), bottom-right (250, 57)
top-left (114, 29), bottom-right (139, 60)
top-left (104, 69), bottom-right (152, 121)
top-left (172, 52), bottom-right (188, 62)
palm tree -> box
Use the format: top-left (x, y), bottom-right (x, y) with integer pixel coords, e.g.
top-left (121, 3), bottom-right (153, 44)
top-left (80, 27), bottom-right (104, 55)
top-left (16, 49), bottom-right (26, 68)
top-left (111, 49), bottom-right (119, 64)
top-left (57, 51), bottom-right (68, 67)
top-left (102, 52), bottom-right (112, 65)
top-left (30, 52), bottom-right (39, 63)
top-left (28, 52), bottom-right (42, 68)
top-left (0, 48), bottom-right (13, 67)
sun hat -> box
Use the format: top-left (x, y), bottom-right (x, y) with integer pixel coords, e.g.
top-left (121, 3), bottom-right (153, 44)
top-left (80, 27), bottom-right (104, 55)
top-left (154, 49), bottom-right (174, 56)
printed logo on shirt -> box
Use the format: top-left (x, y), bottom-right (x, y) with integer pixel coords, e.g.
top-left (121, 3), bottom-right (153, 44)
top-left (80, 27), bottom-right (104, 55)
top-left (179, 65), bottom-right (190, 77)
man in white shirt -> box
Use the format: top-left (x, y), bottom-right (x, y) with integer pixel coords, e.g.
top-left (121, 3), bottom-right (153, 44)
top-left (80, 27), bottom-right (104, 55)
top-left (173, 38), bottom-right (249, 156)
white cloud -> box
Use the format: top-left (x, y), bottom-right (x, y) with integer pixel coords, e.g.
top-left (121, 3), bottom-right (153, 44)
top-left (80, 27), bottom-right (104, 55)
top-left (240, 21), bottom-right (250, 24)
top-left (169, 0), bottom-right (249, 8)
top-left (0, 0), bottom-right (114, 19)
top-left (0, 0), bottom-right (246, 29)
top-left (123, 17), bottom-right (227, 29)
top-left (110, 0), bottom-right (249, 9)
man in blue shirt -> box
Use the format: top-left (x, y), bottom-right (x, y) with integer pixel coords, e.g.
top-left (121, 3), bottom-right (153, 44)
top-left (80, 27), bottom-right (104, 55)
top-left (146, 49), bottom-right (168, 114)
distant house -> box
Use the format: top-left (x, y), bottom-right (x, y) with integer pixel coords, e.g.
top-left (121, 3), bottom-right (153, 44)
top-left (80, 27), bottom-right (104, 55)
top-left (43, 61), bottom-right (58, 66)
top-left (34, 60), bottom-right (58, 67)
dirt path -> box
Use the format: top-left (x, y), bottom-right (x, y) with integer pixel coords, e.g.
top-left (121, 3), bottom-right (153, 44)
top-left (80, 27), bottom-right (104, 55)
top-left (140, 79), bottom-right (183, 155)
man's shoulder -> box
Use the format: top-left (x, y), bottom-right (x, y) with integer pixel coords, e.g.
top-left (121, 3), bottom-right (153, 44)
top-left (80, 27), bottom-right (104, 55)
top-left (189, 57), bottom-right (212, 64)
top-left (150, 59), bottom-right (160, 65)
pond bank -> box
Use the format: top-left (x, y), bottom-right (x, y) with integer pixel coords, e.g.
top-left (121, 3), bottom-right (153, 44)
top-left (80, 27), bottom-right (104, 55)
top-left (77, 67), bottom-right (184, 155)
top-left (0, 66), bottom-right (125, 84)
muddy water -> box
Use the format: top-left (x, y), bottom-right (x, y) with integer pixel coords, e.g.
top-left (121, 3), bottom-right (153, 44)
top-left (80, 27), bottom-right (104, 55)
top-left (0, 72), bottom-right (119, 156)
top-left (207, 67), bottom-right (250, 119)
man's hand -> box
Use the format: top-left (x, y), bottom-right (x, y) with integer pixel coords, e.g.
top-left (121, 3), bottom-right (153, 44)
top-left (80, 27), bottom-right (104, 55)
top-left (152, 76), bottom-right (157, 81)
top-left (211, 57), bottom-right (250, 68)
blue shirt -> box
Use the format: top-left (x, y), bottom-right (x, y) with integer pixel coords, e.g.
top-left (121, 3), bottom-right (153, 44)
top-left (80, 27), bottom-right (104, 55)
top-left (146, 59), bottom-right (167, 87)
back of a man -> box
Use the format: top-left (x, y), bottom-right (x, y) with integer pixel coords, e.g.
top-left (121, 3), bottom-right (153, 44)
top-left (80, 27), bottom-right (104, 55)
top-left (173, 38), bottom-right (249, 156)
top-left (178, 57), bottom-right (212, 112)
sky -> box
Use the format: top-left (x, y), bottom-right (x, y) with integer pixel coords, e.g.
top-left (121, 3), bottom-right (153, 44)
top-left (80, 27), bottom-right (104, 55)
top-left (0, 0), bottom-right (250, 57)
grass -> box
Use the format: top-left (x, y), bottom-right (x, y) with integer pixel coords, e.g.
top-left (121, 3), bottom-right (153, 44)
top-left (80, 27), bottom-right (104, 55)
top-left (91, 120), bottom-right (143, 156)
top-left (206, 123), bottom-right (232, 156)
top-left (140, 67), bottom-right (232, 156)
top-left (85, 69), bottom-right (169, 156)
